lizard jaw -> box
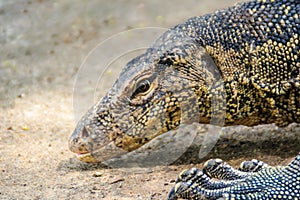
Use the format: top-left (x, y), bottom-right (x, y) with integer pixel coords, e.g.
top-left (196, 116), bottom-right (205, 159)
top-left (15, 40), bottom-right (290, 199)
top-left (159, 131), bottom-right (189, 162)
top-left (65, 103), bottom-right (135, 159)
top-left (76, 152), bottom-right (98, 163)
top-left (76, 140), bottom-right (127, 163)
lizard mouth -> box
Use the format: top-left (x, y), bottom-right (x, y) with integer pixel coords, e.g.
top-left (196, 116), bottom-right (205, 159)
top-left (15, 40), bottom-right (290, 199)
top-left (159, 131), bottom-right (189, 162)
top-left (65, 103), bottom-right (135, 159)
top-left (75, 140), bottom-right (127, 163)
top-left (76, 152), bottom-right (96, 162)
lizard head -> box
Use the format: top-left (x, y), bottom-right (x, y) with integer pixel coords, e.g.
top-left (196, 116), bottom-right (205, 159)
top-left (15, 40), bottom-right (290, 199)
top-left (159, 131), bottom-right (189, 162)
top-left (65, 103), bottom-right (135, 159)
top-left (69, 28), bottom-right (220, 163)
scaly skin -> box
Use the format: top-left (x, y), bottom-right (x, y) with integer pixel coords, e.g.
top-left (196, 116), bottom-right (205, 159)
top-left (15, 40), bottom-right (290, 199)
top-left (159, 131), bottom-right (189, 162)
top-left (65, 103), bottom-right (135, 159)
top-left (168, 154), bottom-right (300, 199)
top-left (69, 0), bottom-right (300, 199)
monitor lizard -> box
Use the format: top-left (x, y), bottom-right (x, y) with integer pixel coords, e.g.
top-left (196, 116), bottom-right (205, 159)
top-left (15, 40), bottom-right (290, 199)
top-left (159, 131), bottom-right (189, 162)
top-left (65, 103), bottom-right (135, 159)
top-left (69, 0), bottom-right (300, 199)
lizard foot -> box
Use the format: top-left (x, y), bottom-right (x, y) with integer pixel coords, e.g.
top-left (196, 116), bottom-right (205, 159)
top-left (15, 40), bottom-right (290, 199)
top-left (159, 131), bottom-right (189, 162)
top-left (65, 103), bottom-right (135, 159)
top-left (168, 153), bottom-right (300, 200)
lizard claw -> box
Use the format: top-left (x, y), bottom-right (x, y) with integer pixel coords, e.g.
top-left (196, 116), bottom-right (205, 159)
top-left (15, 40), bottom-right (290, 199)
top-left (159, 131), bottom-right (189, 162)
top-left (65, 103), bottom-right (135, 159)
top-left (168, 153), bottom-right (300, 199)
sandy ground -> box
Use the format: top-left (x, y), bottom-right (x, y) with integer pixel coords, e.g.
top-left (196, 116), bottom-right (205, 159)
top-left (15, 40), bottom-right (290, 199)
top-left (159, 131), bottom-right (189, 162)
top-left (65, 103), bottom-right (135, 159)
top-left (0, 1), bottom-right (299, 199)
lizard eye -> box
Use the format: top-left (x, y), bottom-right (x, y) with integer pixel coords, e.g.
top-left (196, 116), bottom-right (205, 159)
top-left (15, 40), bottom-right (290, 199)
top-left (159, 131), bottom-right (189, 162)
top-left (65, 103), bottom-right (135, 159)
top-left (129, 75), bottom-right (157, 105)
top-left (132, 79), bottom-right (151, 97)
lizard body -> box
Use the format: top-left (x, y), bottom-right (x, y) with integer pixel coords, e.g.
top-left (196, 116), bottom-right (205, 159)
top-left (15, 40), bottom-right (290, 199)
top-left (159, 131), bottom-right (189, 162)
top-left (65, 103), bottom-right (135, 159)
top-left (69, 0), bottom-right (300, 199)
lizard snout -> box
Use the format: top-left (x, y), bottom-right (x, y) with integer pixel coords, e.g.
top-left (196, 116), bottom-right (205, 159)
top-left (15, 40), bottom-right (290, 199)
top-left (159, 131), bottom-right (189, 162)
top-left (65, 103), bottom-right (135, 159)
top-left (68, 125), bottom-right (101, 162)
top-left (68, 126), bottom-right (90, 154)
top-left (68, 114), bottom-right (126, 163)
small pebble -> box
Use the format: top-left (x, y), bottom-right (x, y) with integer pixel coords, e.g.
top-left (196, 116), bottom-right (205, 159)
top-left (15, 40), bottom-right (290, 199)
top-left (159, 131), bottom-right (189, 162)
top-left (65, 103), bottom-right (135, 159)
top-left (93, 171), bottom-right (103, 177)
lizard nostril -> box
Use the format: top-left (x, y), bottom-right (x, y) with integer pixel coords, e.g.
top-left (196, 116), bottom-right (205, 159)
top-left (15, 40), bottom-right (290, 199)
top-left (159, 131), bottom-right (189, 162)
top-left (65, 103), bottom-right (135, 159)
top-left (81, 126), bottom-right (89, 138)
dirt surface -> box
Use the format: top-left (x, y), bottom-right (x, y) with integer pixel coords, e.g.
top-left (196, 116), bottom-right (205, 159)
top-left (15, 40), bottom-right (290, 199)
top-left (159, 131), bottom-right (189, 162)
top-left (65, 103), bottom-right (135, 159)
top-left (1, 1), bottom-right (299, 200)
